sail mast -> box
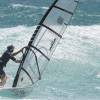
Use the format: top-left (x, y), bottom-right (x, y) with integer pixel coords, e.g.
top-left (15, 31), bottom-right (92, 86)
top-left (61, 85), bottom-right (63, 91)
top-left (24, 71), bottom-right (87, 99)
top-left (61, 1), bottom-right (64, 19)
top-left (28, 0), bottom-right (58, 46)
top-left (12, 0), bottom-right (59, 87)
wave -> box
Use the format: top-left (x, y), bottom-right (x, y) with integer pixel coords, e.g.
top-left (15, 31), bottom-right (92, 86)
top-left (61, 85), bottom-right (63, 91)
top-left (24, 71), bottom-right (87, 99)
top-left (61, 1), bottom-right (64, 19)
top-left (0, 25), bottom-right (100, 99)
top-left (48, 25), bottom-right (100, 65)
top-left (0, 25), bottom-right (100, 65)
top-left (0, 25), bottom-right (36, 52)
top-left (11, 4), bottom-right (48, 10)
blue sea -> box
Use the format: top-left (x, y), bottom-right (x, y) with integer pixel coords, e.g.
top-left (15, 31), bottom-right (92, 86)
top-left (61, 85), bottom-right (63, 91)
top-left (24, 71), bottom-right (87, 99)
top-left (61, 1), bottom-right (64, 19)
top-left (0, 0), bottom-right (100, 99)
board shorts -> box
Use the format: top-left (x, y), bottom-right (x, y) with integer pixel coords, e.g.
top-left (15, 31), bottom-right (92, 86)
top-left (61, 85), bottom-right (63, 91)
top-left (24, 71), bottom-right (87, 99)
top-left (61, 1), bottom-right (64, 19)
top-left (0, 69), bottom-right (5, 77)
top-left (0, 69), bottom-right (6, 86)
top-left (0, 59), bottom-right (5, 77)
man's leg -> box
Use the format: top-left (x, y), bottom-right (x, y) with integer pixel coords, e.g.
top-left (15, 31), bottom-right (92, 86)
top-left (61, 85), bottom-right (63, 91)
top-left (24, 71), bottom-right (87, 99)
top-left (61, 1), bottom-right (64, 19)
top-left (0, 70), bottom-right (7, 86)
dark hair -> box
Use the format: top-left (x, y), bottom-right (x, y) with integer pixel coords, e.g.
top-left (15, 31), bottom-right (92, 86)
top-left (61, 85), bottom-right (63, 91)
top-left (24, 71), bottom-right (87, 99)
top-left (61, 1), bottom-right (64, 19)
top-left (7, 45), bottom-right (14, 52)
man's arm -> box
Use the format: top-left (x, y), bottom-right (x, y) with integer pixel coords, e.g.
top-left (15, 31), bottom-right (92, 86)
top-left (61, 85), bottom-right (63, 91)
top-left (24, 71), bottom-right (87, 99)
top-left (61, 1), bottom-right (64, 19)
top-left (10, 56), bottom-right (21, 63)
top-left (12, 46), bottom-right (27, 56)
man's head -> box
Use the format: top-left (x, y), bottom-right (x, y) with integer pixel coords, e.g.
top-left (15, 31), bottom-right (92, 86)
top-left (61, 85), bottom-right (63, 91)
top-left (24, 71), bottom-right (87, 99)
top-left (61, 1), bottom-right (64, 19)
top-left (7, 45), bottom-right (14, 52)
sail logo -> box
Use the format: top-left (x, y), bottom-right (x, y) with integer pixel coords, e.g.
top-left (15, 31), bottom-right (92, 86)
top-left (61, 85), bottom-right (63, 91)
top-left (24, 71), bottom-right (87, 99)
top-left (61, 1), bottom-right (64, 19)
top-left (57, 16), bottom-right (64, 25)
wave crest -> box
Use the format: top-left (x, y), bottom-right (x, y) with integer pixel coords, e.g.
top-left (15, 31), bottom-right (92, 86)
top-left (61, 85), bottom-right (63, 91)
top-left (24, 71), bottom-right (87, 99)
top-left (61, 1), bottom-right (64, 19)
top-left (11, 4), bottom-right (48, 10)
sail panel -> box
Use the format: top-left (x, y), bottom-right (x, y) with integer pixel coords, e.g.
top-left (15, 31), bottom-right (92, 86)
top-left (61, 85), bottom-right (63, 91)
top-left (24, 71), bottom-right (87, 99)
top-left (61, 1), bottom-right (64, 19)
top-left (17, 69), bottom-right (33, 87)
top-left (13, 0), bottom-right (78, 87)
top-left (33, 26), bottom-right (59, 54)
top-left (55, 0), bottom-right (78, 13)
top-left (43, 8), bottom-right (72, 35)
top-left (17, 47), bottom-right (49, 87)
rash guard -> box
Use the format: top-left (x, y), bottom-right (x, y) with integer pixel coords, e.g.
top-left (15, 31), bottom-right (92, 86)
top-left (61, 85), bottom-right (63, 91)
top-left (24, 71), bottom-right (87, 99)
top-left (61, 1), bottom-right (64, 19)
top-left (0, 50), bottom-right (16, 69)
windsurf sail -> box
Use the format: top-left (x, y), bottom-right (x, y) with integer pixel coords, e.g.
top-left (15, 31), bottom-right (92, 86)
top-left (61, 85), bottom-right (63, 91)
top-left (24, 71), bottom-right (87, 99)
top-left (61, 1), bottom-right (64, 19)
top-left (12, 0), bottom-right (79, 87)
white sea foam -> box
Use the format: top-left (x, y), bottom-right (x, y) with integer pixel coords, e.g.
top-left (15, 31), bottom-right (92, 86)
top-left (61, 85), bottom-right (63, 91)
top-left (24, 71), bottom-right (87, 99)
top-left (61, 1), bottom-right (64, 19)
top-left (0, 25), bottom-right (100, 99)
top-left (0, 25), bottom-right (100, 64)
top-left (0, 25), bottom-right (36, 51)
top-left (96, 72), bottom-right (100, 78)
top-left (11, 4), bottom-right (48, 10)
top-left (52, 25), bottom-right (100, 65)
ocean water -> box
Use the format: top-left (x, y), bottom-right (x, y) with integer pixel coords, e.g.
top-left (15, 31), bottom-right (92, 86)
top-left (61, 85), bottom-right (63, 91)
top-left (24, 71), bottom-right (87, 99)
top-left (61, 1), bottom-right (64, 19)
top-left (0, 0), bottom-right (100, 99)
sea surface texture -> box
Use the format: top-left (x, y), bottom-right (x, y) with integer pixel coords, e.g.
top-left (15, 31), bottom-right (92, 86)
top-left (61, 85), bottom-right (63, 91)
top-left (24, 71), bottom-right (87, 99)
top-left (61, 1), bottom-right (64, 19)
top-left (0, 0), bottom-right (100, 100)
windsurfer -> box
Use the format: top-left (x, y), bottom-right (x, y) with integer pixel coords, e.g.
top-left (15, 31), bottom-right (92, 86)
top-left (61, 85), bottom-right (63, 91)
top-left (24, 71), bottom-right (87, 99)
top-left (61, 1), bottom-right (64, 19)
top-left (0, 45), bottom-right (24, 86)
